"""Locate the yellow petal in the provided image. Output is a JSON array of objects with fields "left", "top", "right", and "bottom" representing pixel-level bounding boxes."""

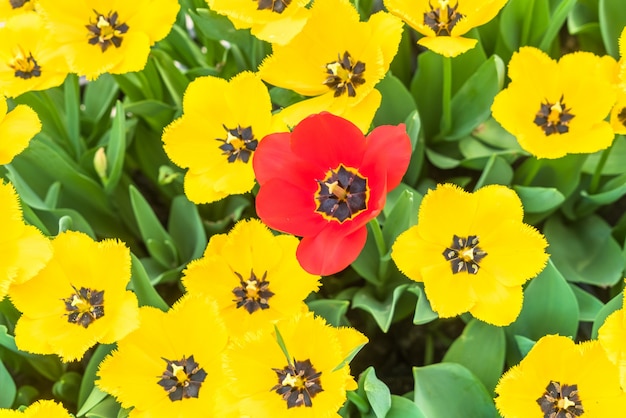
[
  {"left": 418, "top": 35, "right": 478, "bottom": 58},
  {"left": 0, "top": 104, "right": 41, "bottom": 164},
  {"left": 468, "top": 271, "right": 523, "bottom": 326}
]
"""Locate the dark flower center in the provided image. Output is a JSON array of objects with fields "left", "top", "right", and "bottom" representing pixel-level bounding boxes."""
[
  {"left": 536, "top": 381, "right": 584, "bottom": 418},
  {"left": 63, "top": 286, "right": 104, "bottom": 328},
  {"left": 323, "top": 51, "right": 366, "bottom": 98},
  {"left": 10, "top": 48, "right": 41, "bottom": 80},
  {"left": 255, "top": 0, "right": 291, "bottom": 13},
  {"left": 9, "top": 0, "right": 30, "bottom": 9},
  {"left": 442, "top": 235, "right": 487, "bottom": 274},
  {"left": 315, "top": 164, "right": 368, "bottom": 223},
  {"left": 424, "top": 0, "right": 465, "bottom": 36},
  {"left": 157, "top": 355, "right": 207, "bottom": 402},
  {"left": 272, "top": 359, "right": 323, "bottom": 408},
  {"left": 86, "top": 10, "right": 129, "bottom": 52},
  {"left": 618, "top": 107, "right": 626, "bottom": 127},
  {"left": 232, "top": 270, "right": 275, "bottom": 314},
  {"left": 216, "top": 125, "right": 258, "bottom": 164},
  {"left": 534, "top": 96, "right": 575, "bottom": 136}
]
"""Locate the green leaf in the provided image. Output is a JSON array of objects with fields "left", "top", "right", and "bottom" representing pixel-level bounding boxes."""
[
  {"left": 500, "top": 0, "right": 550, "bottom": 50},
  {"left": 582, "top": 136, "right": 626, "bottom": 175},
  {"left": 413, "top": 363, "right": 498, "bottom": 418},
  {"left": 129, "top": 185, "right": 178, "bottom": 268},
  {"left": 443, "top": 319, "right": 505, "bottom": 393},
  {"left": 406, "top": 284, "right": 439, "bottom": 325},
  {"left": 539, "top": 0, "right": 578, "bottom": 50},
  {"left": 592, "top": 292, "right": 622, "bottom": 338},
  {"left": 0, "top": 359, "right": 16, "bottom": 408},
  {"left": 513, "top": 185, "right": 565, "bottom": 214},
  {"left": 63, "top": 74, "right": 83, "bottom": 158},
  {"left": 599, "top": 0, "right": 626, "bottom": 58},
  {"left": 382, "top": 189, "right": 419, "bottom": 249},
  {"left": 151, "top": 49, "right": 190, "bottom": 109},
  {"left": 473, "top": 155, "right": 514, "bottom": 190},
  {"left": 507, "top": 260, "right": 579, "bottom": 341},
  {"left": 104, "top": 101, "right": 126, "bottom": 194},
  {"left": 77, "top": 387, "right": 108, "bottom": 417},
  {"left": 386, "top": 395, "right": 426, "bottom": 418},
  {"left": 0, "top": 327, "right": 64, "bottom": 382},
  {"left": 83, "top": 74, "right": 119, "bottom": 124},
  {"left": 570, "top": 284, "right": 604, "bottom": 322},
  {"left": 362, "top": 367, "right": 391, "bottom": 418},
  {"left": 168, "top": 195, "right": 207, "bottom": 263},
  {"left": 130, "top": 254, "right": 169, "bottom": 311},
  {"left": 85, "top": 396, "right": 121, "bottom": 418},
  {"left": 352, "top": 284, "right": 410, "bottom": 332},
  {"left": 543, "top": 214, "right": 623, "bottom": 286},
  {"left": 443, "top": 55, "right": 505, "bottom": 140},
  {"left": 351, "top": 222, "right": 383, "bottom": 285},
  {"left": 373, "top": 73, "right": 417, "bottom": 126},
  {"left": 52, "top": 371, "right": 82, "bottom": 404},
  {"left": 514, "top": 335, "right": 536, "bottom": 358},
  {"left": 306, "top": 299, "right": 350, "bottom": 327},
  {"left": 78, "top": 344, "right": 115, "bottom": 409}
]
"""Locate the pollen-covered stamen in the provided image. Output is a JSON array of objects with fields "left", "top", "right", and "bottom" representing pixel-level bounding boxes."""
[
  {"left": 157, "top": 355, "right": 207, "bottom": 402},
  {"left": 315, "top": 164, "right": 368, "bottom": 223},
  {"left": 9, "top": 48, "right": 41, "bottom": 80},
  {"left": 323, "top": 51, "right": 366, "bottom": 98},
  {"left": 536, "top": 381, "right": 584, "bottom": 418},
  {"left": 534, "top": 96, "right": 575, "bottom": 135},
  {"left": 86, "top": 10, "right": 129, "bottom": 52},
  {"left": 424, "top": 0, "right": 465, "bottom": 36},
  {"left": 63, "top": 285, "right": 104, "bottom": 328},
  {"left": 232, "top": 270, "right": 274, "bottom": 314},
  {"left": 442, "top": 235, "right": 487, "bottom": 275},
  {"left": 216, "top": 125, "right": 258, "bottom": 163},
  {"left": 272, "top": 359, "right": 323, "bottom": 408},
  {"left": 256, "top": 0, "right": 291, "bottom": 13},
  {"left": 9, "top": 0, "right": 30, "bottom": 9}
]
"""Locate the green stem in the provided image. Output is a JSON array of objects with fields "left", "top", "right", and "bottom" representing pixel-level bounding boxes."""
[
  {"left": 441, "top": 56, "right": 453, "bottom": 137},
  {"left": 63, "top": 74, "right": 83, "bottom": 160},
  {"left": 368, "top": 218, "right": 389, "bottom": 283},
  {"left": 589, "top": 138, "right": 616, "bottom": 194},
  {"left": 521, "top": 159, "right": 541, "bottom": 187},
  {"left": 521, "top": 0, "right": 535, "bottom": 46}
]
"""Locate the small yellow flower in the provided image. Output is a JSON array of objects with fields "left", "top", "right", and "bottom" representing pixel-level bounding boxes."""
[
  {"left": 9, "top": 230, "right": 139, "bottom": 362},
  {"left": 492, "top": 47, "right": 617, "bottom": 159},
  {"left": 495, "top": 335, "right": 626, "bottom": 417},
  {"left": 0, "top": 0, "right": 37, "bottom": 21},
  {"left": 0, "top": 13, "right": 69, "bottom": 98},
  {"left": 182, "top": 218, "right": 320, "bottom": 339},
  {"left": 225, "top": 313, "right": 367, "bottom": 417},
  {"left": 391, "top": 184, "right": 548, "bottom": 326},
  {"left": 0, "top": 181, "right": 51, "bottom": 302},
  {"left": 36, "top": 0, "right": 179, "bottom": 80},
  {"left": 383, "top": 0, "right": 508, "bottom": 57},
  {"left": 162, "top": 71, "right": 281, "bottom": 204},
  {"left": 207, "top": 0, "right": 311, "bottom": 45},
  {"left": 598, "top": 285, "right": 626, "bottom": 388},
  {"left": 0, "top": 400, "right": 72, "bottom": 418},
  {"left": 97, "top": 295, "right": 230, "bottom": 418},
  {"left": 0, "top": 96, "right": 41, "bottom": 164},
  {"left": 258, "top": 0, "right": 403, "bottom": 132}
]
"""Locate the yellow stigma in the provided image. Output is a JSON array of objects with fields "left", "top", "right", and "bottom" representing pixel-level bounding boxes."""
[
  {"left": 438, "top": 0, "right": 451, "bottom": 23},
  {"left": 245, "top": 280, "right": 259, "bottom": 297},
  {"left": 325, "top": 181, "right": 348, "bottom": 200},
  {"left": 171, "top": 363, "right": 189, "bottom": 383},
  {"left": 459, "top": 247, "right": 475, "bottom": 261},
  {"left": 282, "top": 373, "right": 298, "bottom": 387},
  {"left": 226, "top": 131, "right": 245, "bottom": 150},
  {"left": 97, "top": 15, "right": 111, "bottom": 28},
  {"left": 557, "top": 396, "right": 576, "bottom": 410}
]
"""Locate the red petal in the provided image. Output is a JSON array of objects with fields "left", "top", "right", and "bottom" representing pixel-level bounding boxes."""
[
  {"left": 256, "top": 178, "right": 327, "bottom": 237},
  {"left": 291, "top": 113, "right": 367, "bottom": 171},
  {"left": 296, "top": 225, "right": 368, "bottom": 276},
  {"left": 362, "top": 124, "right": 411, "bottom": 191},
  {"left": 253, "top": 132, "right": 319, "bottom": 187}
]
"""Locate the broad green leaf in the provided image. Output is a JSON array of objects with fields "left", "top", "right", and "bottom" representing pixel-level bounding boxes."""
[
  {"left": 130, "top": 254, "right": 169, "bottom": 311},
  {"left": 514, "top": 154, "right": 586, "bottom": 200},
  {"left": 413, "top": 363, "right": 498, "bottom": 417},
  {"left": 406, "top": 284, "right": 439, "bottom": 325},
  {"left": 151, "top": 49, "right": 190, "bottom": 110},
  {"left": 306, "top": 299, "right": 350, "bottom": 327},
  {"left": 507, "top": 260, "right": 579, "bottom": 341},
  {"left": 500, "top": 0, "right": 550, "bottom": 50},
  {"left": 52, "top": 371, "right": 82, "bottom": 404},
  {"left": 544, "top": 214, "right": 623, "bottom": 286},
  {"left": 352, "top": 284, "right": 410, "bottom": 332},
  {"left": 373, "top": 73, "right": 417, "bottom": 127},
  {"left": 599, "top": 0, "right": 626, "bottom": 58},
  {"left": 362, "top": 367, "right": 391, "bottom": 418},
  {"left": 351, "top": 222, "right": 383, "bottom": 285},
  {"left": 104, "top": 101, "right": 126, "bottom": 194},
  {"left": 570, "top": 284, "right": 604, "bottom": 322},
  {"left": 168, "top": 195, "right": 207, "bottom": 263},
  {"left": 403, "top": 110, "right": 424, "bottom": 185},
  {"left": 383, "top": 189, "right": 418, "bottom": 249},
  {"left": 77, "top": 387, "right": 109, "bottom": 417},
  {"left": 513, "top": 185, "right": 565, "bottom": 213},
  {"left": 63, "top": 74, "right": 83, "bottom": 158},
  {"left": 386, "top": 395, "right": 426, "bottom": 418},
  {"left": 83, "top": 74, "right": 119, "bottom": 124},
  {"left": 539, "top": 0, "right": 578, "bottom": 50},
  {"left": 443, "top": 319, "right": 505, "bottom": 393},
  {"left": 582, "top": 136, "right": 626, "bottom": 175},
  {"left": 85, "top": 396, "right": 121, "bottom": 418},
  {"left": 473, "top": 155, "right": 513, "bottom": 190},
  {"left": 444, "top": 55, "right": 505, "bottom": 140},
  {"left": 0, "top": 360, "right": 16, "bottom": 408},
  {"left": 78, "top": 344, "right": 115, "bottom": 409},
  {"left": 514, "top": 335, "right": 536, "bottom": 358}
]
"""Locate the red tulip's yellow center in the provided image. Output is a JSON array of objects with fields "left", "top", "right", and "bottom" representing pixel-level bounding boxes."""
[
  {"left": 232, "top": 270, "right": 274, "bottom": 314},
  {"left": 216, "top": 125, "right": 258, "bottom": 163},
  {"left": 534, "top": 96, "right": 575, "bottom": 136},
  {"left": 86, "top": 10, "right": 129, "bottom": 52},
  {"left": 272, "top": 359, "right": 323, "bottom": 408},
  {"left": 315, "top": 164, "right": 369, "bottom": 223},
  {"left": 536, "top": 381, "right": 584, "bottom": 417},
  {"left": 323, "top": 51, "right": 366, "bottom": 98},
  {"left": 255, "top": 0, "right": 291, "bottom": 13},
  {"left": 9, "top": 0, "right": 32, "bottom": 9},
  {"left": 9, "top": 47, "right": 41, "bottom": 80},
  {"left": 442, "top": 235, "right": 487, "bottom": 274},
  {"left": 157, "top": 356, "right": 207, "bottom": 402},
  {"left": 424, "top": 0, "right": 465, "bottom": 36},
  {"left": 63, "top": 286, "right": 105, "bottom": 328}
]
